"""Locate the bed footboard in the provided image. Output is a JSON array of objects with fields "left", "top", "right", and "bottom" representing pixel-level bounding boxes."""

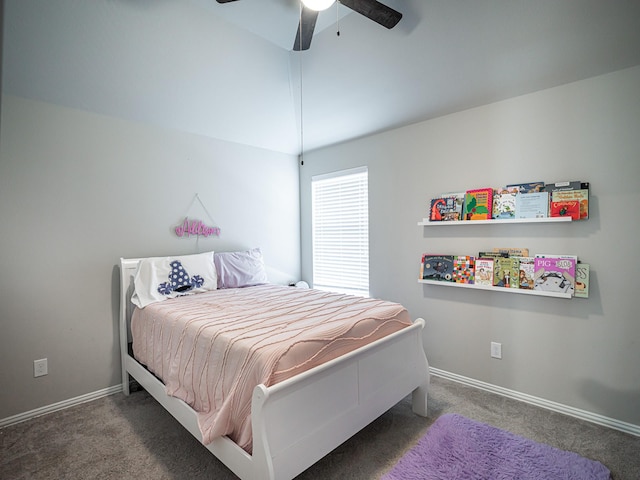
[{"left": 250, "top": 318, "right": 429, "bottom": 480}]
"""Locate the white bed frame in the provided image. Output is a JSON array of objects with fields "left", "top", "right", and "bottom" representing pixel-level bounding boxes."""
[{"left": 119, "top": 257, "right": 429, "bottom": 480}]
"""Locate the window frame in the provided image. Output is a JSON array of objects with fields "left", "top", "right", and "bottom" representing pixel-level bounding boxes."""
[{"left": 311, "top": 166, "right": 369, "bottom": 297}]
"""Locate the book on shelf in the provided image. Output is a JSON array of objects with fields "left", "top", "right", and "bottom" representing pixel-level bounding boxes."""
[
  {"left": 420, "top": 254, "right": 454, "bottom": 282},
  {"left": 550, "top": 200, "right": 580, "bottom": 220},
  {"left": 533, "top": 256, "right": 576, "bottom": 295},
  {"left": 464, "top": 188, "right": 493, "bottom": 220},
  {"left": 575, "top": 263, "right": 590, "bottom": 298},
  {"left": 505, "top": 181, "right": 545, "bottom": 194},
  {"left": 478, "top": 251, "right": 508, "bottom": 259},
  {"left": 474, "top": 258, "right": 495, "bottom": 286},
  {"left": 492, "top": 247, "right": 530, "bottom": 257},
  {"left": 453, "top": 256, "right": 475, "bottom": 284},
  {"left": 544, "top": 181, "right": 583, "bottom": 191},
  {"left": 544, "top": 181, "right": 589, "bottom": 220},
  {"left": 493, "top": 257, "right": 520, "bottom": 288},
  {"left": 515, "top": 256, "right": 535, "bottom": 289},
  {"left": 442, "top": 192, "right": 466, "bottom": 217},
  {"left": 515, "top": 191, "right": 549, "bottom": 219},
  {"left": 492, "top": 191, "right": 517, "bottom": 219},
  {"left": 429, "top": 195, "right": 464, "bottom": 221},
  {"left": 535, "top": 254, "right": 578, "bottom": 262}
]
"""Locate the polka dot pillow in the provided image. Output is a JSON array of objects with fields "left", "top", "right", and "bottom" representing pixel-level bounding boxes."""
[{"left": 131, "top": 251, "right": 217, "bottom": 308}]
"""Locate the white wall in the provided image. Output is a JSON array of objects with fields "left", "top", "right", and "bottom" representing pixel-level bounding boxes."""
[
  {"left": 300, "top": 66, "right": 640, "bottom": 428},
  {"left": 0, "top": 95, "right": 300, "bottom": 419}
]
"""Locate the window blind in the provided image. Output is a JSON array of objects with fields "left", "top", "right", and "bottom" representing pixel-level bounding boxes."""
[{"left": 311, "top": 167, "right": 369, "bottom": 297}]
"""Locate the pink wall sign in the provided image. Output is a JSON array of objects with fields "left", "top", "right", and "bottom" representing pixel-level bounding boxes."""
[{"left": 175, "top": 218, "right": 220, "bottom": 238}]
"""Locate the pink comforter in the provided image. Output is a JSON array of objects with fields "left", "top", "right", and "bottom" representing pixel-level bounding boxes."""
[{"left": 131, "top": 284, "right": 411, "bottom": 452}]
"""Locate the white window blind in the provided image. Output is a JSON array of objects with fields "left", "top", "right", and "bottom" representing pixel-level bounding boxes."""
[{"left": 312, "top": 167, "right": 369, "bottom": 297}]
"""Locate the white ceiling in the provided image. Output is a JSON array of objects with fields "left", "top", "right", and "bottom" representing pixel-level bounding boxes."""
[{"left": 3, "top": 0, "right": 640, "bottom": 155}]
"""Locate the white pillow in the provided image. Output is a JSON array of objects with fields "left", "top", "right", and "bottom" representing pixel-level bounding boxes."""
[
  {"left": 214, "top": 248, "right": 269, "bottom": 289},
  {"left": 131, "top": 251, "right": 217, "bottom": 308}
]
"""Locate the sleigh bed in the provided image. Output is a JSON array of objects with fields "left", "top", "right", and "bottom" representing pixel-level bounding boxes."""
[{"left": 119, "top": 252, "right": 429, "bottom": 480}]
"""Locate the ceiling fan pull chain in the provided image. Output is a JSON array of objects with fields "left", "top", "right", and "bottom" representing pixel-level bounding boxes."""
[{"left": 336, "top": 1, "right": 341, "bottom": 37}]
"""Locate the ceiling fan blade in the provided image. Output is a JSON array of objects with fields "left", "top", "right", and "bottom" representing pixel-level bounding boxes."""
[
  {"left": 293, "top": 6, "right": 319, "bottom": 51},
  {"left": 339, "top": 0, "right": 402, "bottom": 29},
  {"left": 216, "top": 0, "right": 239, "bottom": 3}
]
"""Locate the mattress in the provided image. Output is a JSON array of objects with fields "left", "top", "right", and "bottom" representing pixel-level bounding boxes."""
[{"left": 131, "top": 284, "right": 411, "bottom": 452}]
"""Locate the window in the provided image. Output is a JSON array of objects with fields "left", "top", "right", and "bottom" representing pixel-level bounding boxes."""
[{"left": 311, "top": 167, "right": 369, "bottom": 297}]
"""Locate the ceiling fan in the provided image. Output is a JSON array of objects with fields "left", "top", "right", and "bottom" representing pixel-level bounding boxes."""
[{"left": 215, "top": 0, "right": 402, "bottom": 51}]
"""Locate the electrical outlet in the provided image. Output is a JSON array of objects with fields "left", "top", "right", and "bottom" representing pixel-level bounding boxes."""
[
  {"left": 34, "top": 358, "right": 48, "bottom": 377},
  {"left": 490, "top": 342, "right": 502, "bottom": 359}
]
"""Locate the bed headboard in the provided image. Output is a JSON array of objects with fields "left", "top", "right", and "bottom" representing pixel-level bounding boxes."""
[
  {"left": 119, "top": 257, "right": 144, "bottom": 393},
  {"left": 119, "top": 257, "right": 142, "bottom": 357}
]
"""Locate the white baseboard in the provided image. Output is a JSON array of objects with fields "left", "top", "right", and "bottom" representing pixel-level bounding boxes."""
[
  {"left": 430, "top": 367, "right": 640, "bottom": 438},
  {"left": 0, "top": 384, "right": 122, "bottom": 429},
  {"left": 3, "top": 373, "right": 639, "bottom": 439}
]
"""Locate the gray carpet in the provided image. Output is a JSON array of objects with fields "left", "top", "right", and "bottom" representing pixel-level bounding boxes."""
[{"left": 1, "top": 376, "right": 639, "bottom": 480}]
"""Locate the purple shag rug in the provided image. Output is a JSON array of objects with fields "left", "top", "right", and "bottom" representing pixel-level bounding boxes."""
[{"left": 382, "top": 413, "right": 610, "bottom": 480}]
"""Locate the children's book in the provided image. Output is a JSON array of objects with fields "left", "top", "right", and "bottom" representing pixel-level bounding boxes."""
[
  {"left": 550, "top": 200, "right": 580, "bottom": 220},
  {"left": 453, "top": 256, "right": 475, "bottom": 284},
  {"left": 533, "top": 256, "right": 576, "bottom": 295},
  {"left": 515, "top": 256, "right": 535, "bottom": 289},
  {"left": 575, "top": 263, "right": 590, "bottom": 298},
  {"left": 464, "top": 188, "right": 493, "bottom": 220},
  {"left": 429, "top": 196, "right": 463, "bottom": 221},
  {"left": 544, "top": 180, "right": 583, "bottom": 191},
  {"left": 552, "top": 188, "right": 589, "bottom": 219},
  {"left": 440, "top": 192, "right": 466, "bottom": 217},
  {"left": 495, "top": 186, "right": 519, "bottom": 194},
  {"left": 493, "top": 257, "right": 520, "bottom": 288},
  {"left": 474, "top": 258, "right": 494, "bottom": 286},
  {"left": 492, "top": 192, "right": 517, "bottom": 219},
  {"left": 478, "top": 251, "right": 508, "bottom": 259},
  {"left": 544, "top": 181, "right": 589, "bottom": 220},
  {"left": 492, "top": 247, "right": 530, "bottom": 257},
  {"left": 505, "top": 181, "right": 545, "bottom": 193},
  {"left": 515, "top": 192, "right": 549, "bottom": 219},
  {"left": 420, "top": 254, "right": 454, "bottom": 281},
  {"left": 534, "top": 254, "right": 578, "bottom": 262}
]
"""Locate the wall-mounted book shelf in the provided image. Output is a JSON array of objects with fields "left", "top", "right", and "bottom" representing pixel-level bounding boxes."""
[
  {"left": 418, "top": 217, "right": 572, "bottom": 226},
  {"left": 418, "top": 279, "right": 573, "bottom": 299}
]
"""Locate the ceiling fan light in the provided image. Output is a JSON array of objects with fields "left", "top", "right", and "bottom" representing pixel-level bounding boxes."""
[{"left": 301, "top": 0, "right": 336, "bottom": 12}]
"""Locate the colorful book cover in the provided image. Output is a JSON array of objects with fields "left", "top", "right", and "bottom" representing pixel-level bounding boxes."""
[
  {"left": 442, "top": 192, "right": 466, "bottom": 219},
  {"left": 533, "top": 256, "right": 576, "bottom": 295},
  {"left": 551, "top": 184, "right": 589, "bottom": 220},
  {"left": 493, "top": 257, "right": 520, "bottom": 288},
  {"left": 505, "top": 181, "right": 545, "bottom": 193},
  {"left": 464, "top": 188, "right": 493, "bottom": 220},
  {"left": 474, "top": 258, "right": 494, "bottom": 286},
  {"left": 544, "top": 181, "right": 589, "bottom": 220},
  {"left": 515, "top": 192, "right": 549, "bottom": 219},
  {"left": 453, "top": 256, "right": 475, "bottom": 284},
  {"left": 515, "top": 256, "right": 535, "bottom": 289},
  {"left": 550, "top": 200, "right": 580, "bottom": 220},
  {"left": 575, "top": 263, "right": 590, "bottom": 298},
  {"left": 492, "top": 247, "right": 530, "bottom": 257},
  {"left": 429, "top": 196, "right": 463, "bottom": 221},
  {"left": 492, "top": 192, "right": 517, "bottom": 219},
  {"left": 420, "top": 254, "right": 454, "bottom": 281}
]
